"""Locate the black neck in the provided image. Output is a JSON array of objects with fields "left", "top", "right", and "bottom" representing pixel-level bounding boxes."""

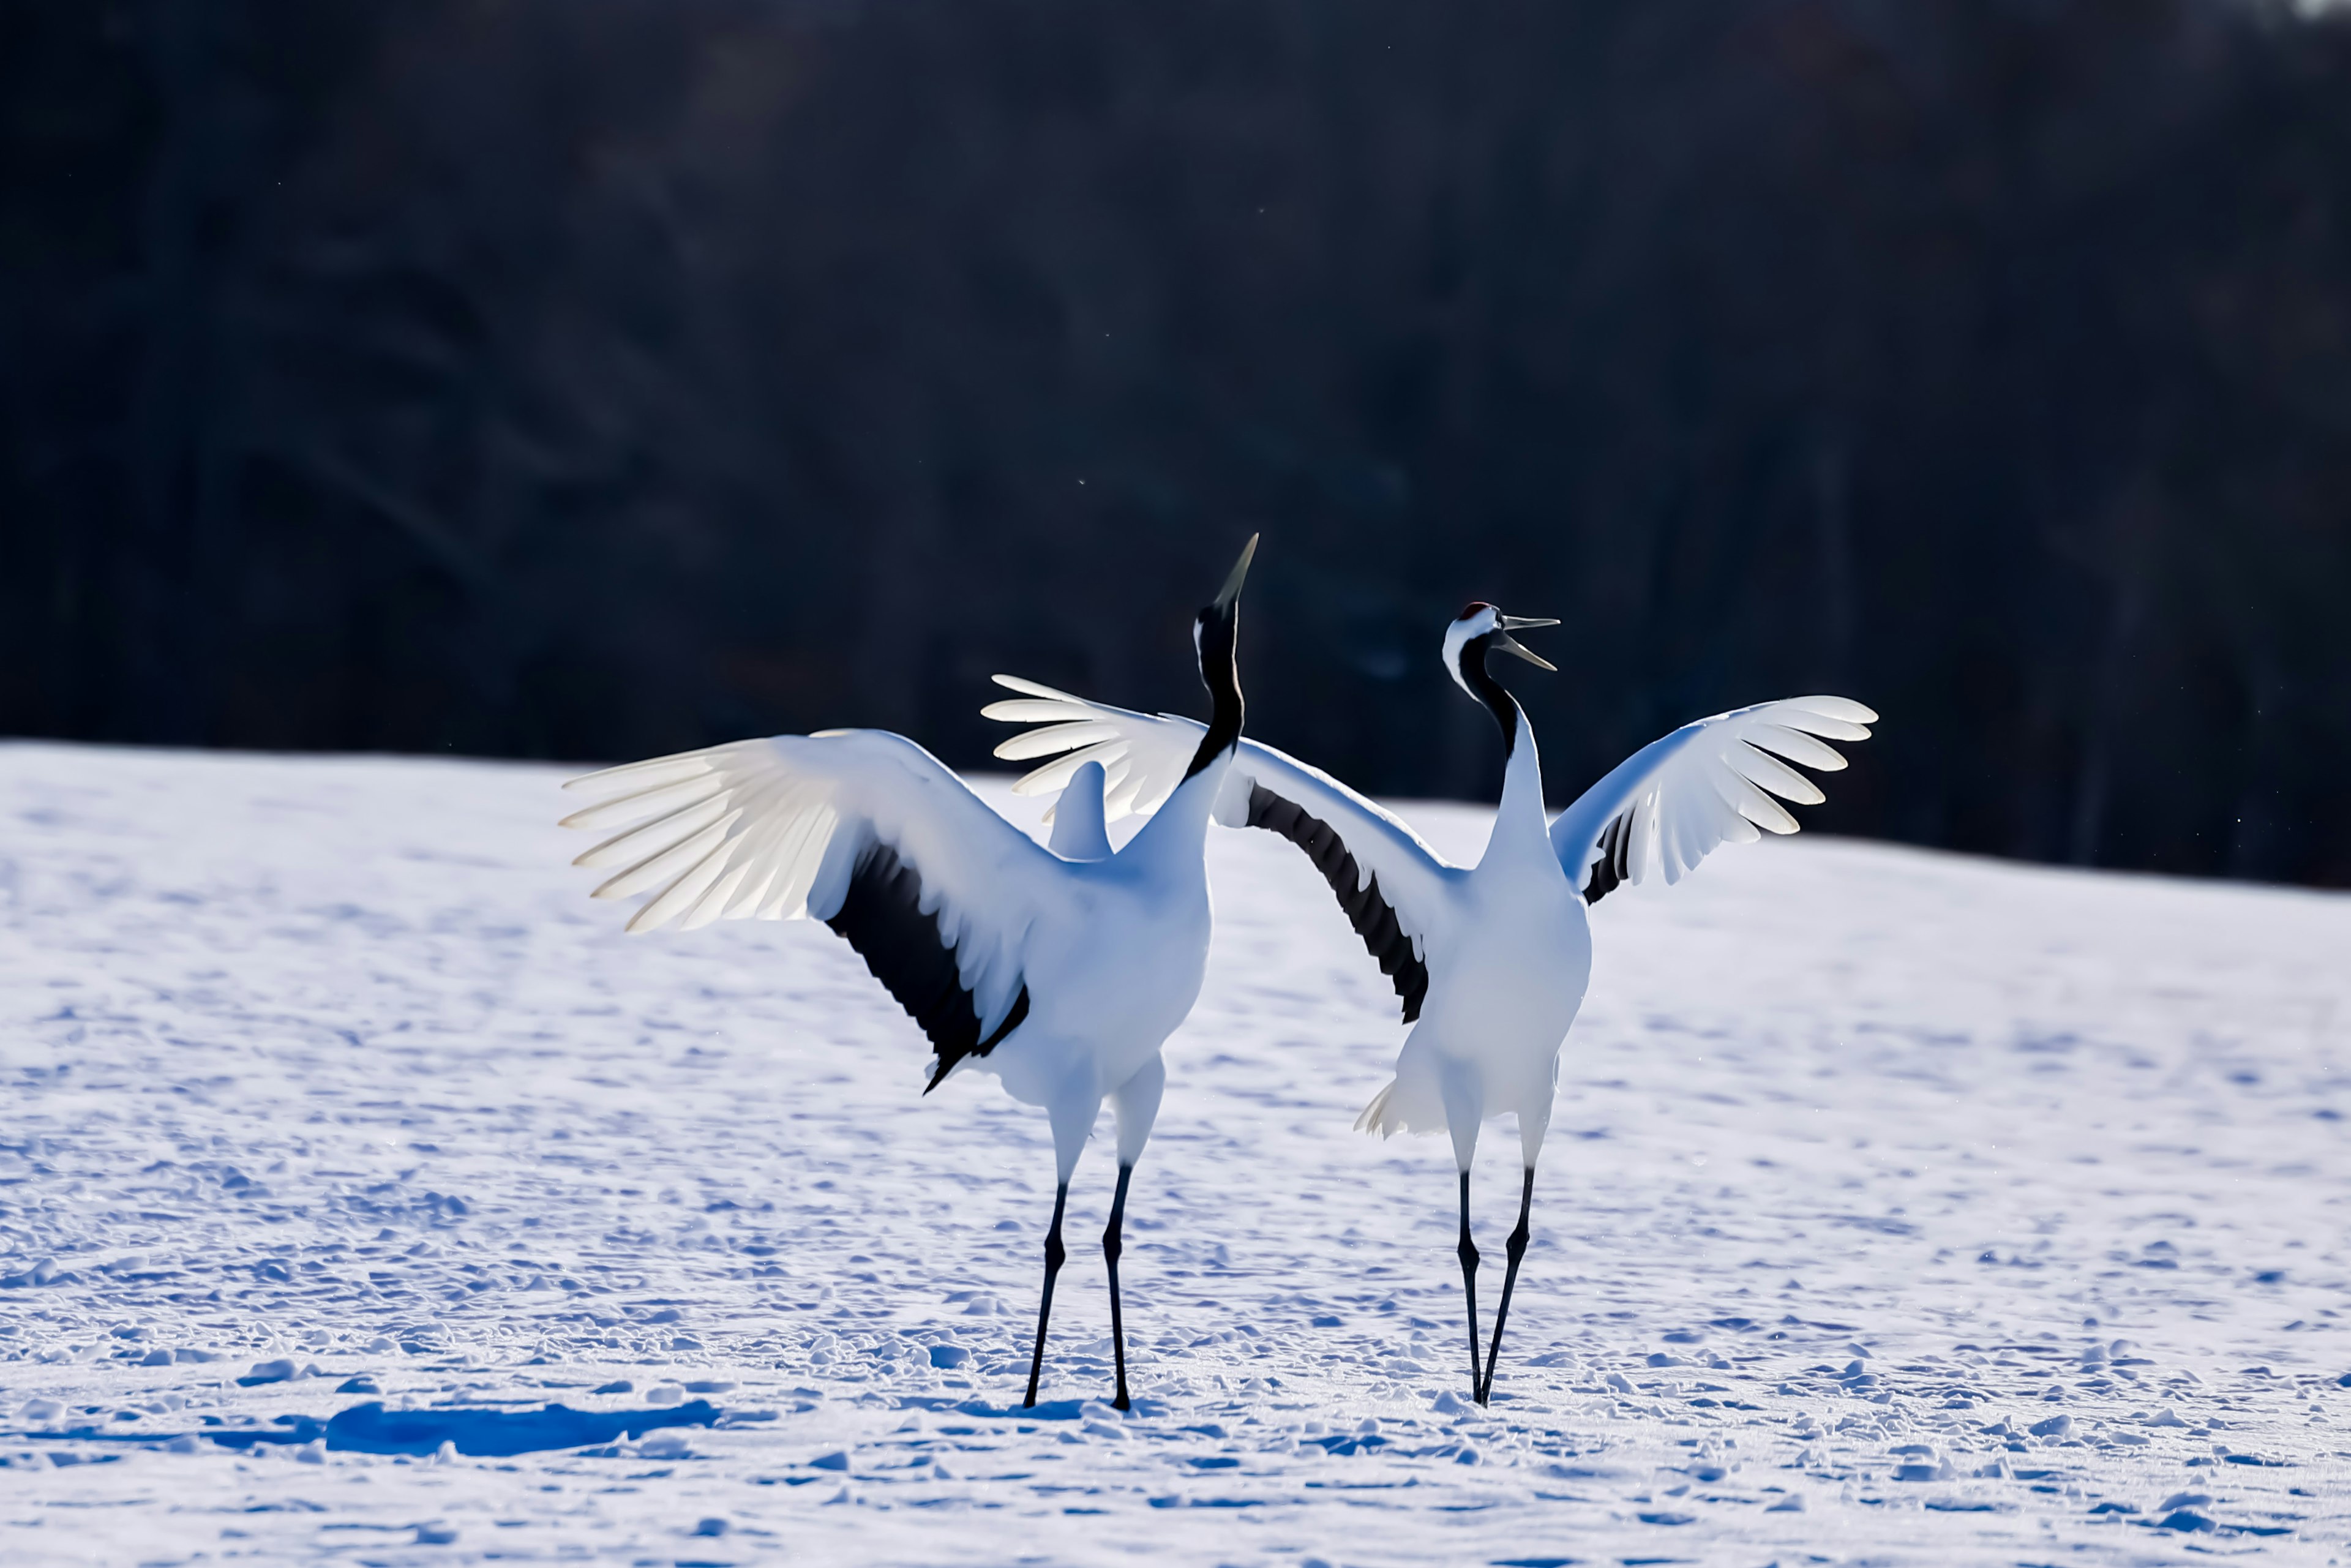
[
  {"left": 1458, "top": 632, "right": 1520, "bottom": 756},
  {"left": 1182, "top": 613, "right": 1244, "bottom": 779}
]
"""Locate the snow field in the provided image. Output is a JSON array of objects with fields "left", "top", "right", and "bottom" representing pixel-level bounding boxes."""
[{"left": 2, "top": 742, "right": 2348, "bottom": 1564}]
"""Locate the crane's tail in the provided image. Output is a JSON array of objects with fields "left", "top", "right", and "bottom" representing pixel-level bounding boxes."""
[{"left": 1354, "top": 1079, "right": 1402, "bottom": 1138}]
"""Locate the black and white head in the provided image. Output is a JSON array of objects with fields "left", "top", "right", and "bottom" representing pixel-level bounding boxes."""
[
  {"left": 1180, "top": 533, "right": 1259, "bottom": 779},
  {"left": 1443, "top": 601, "right": 1558, "bottom": 746}
]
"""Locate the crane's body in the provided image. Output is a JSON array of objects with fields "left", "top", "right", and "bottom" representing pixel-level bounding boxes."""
[
  {"left": 1365, "top": 708, "right": 1589, "bottom": 1171},
  {"left": 562, "top": 538, "right": 1260, "bottom": 1411},
  {"left": 976, "top": 763, "right": 1221, "bottom": 1157},
  {"left": 985, "top": 602, "right": 1875, "bottom": 1403}
]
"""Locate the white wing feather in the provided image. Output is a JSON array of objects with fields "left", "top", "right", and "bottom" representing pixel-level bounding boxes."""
[
  {"left": 1548, "top": 696, "right": 1878, "bottom": 895},
  {"left": 983, "top": 674, "right": 1461, "bottom": 950},
  {"left": 561, "top": 729, "right": 1057, "bottom": 1037},
  {"left": 980, "top": 676, "right": 1203, "bottom": 823}
]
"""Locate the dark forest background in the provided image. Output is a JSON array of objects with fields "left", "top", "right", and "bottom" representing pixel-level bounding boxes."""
[{"left": 5, "top": 0, "right": 2350, "bottom": 884}]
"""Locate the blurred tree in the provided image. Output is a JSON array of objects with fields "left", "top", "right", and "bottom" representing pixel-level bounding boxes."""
[{"left": 3, "top": 0, "right": 2349, "bottom": 884}]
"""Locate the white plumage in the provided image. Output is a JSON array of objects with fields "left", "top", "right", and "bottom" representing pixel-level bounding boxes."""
[
  {"left": 563, "top": 538, "right": 1262, "bottom": 1412},
  {"left": 563, "top": 729, "right": 1041, "bottom": 1042},
  {"left": 561, "top": 726, "right": 1219, "bottom": 1123},
  {"left": 984, "top": 603, "right": 1875, "bottom": 1404},
  {"left": 1543, "top": 694, "right": 1877, "bottom": 891}
]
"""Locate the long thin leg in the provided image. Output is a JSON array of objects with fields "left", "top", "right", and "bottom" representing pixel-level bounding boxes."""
[
  {"left": 1103, "top": 1057, "right": 1164, "bottom": 1413},
  {"left": 1102, "top": 1163, "right": 1136, "bottom": 1410},
  {"left": 1021, "top": 1182, "right": 1071, "bottom": 1408},
  {"left": 1477, "top": 1166, "right": 1536, "bottom": 1406},
  {"left": 1456, "top": 1168, "right": 1483, "bottom": 1398}
]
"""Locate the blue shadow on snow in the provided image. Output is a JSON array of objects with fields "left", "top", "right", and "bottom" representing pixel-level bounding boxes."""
[{"left": 4, "top": 1401, "right": 719, "bottom": 1458}]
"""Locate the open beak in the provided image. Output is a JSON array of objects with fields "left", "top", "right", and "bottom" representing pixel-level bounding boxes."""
[
  {"left": 1494, "top": 613, "right": 1558, "bottom": 671},
  {"left": 1212, "top": 533, "right": 1260, "bottom": 613}
]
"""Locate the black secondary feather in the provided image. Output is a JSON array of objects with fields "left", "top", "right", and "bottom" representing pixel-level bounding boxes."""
[
  {"left": 1583, "top": 811, "right": 1634, "bottom": 905},
  {"left": 1244, "top": 782, "right": 1430, "bottom": 1023},
  {"left": 825, "top": 840, "right": 1030, "bottom": 1090}
]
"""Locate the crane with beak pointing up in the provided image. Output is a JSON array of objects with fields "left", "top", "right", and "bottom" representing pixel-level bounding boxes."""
[{"left": 560, "top": 537, "right": 1262, "bottom": 1411}]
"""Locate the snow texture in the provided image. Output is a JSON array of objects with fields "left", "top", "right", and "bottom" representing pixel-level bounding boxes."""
[{"left": 2, "top": 741, "right": 2348, "bottom": 1564}]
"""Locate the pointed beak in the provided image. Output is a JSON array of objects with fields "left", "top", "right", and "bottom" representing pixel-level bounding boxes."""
[
  {"left": 1492, "top": 613, "right": 1557, "bottom": 672},
  {"left": 1211, "top": 533, "right": 1259, "bottom": 613},
  {"left": 1494, "top": 633, "right": 1556, "bottom": 672}
]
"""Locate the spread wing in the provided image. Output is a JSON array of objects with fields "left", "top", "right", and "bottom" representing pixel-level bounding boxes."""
[
  {"left": 980, "top": 675, "right": 1205, "bottom": 824},
  {"left": 984, "top": 676, "right": 1461, "bottom": 1023},
  {"left": 561, "top": 729, "right": 1059, "bottom": 1088},
  {"left": 1548, "top": 697, "right": 1878, "bottom": 902}
]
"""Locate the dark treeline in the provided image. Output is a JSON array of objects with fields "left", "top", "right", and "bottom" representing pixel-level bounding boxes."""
[{"left": 6, "top": 0, "right": 2351, "bottom": 883}]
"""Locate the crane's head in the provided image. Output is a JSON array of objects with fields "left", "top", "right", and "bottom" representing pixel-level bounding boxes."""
[
  {"left": 1178, "top": 534, "right": 1259, "bottom": 780},
  {"left": 1443, "top": 601, "right": 1557, "bottom": 702}
]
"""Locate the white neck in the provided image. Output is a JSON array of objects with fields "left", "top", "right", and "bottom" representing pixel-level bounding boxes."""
[{"left": 1482, "top": 707, "right": 1550, "bottom": 867}]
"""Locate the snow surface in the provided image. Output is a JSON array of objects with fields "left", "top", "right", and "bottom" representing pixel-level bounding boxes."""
[{"left": 2, "top": 740, "right": 2349, "bottom": 1566}]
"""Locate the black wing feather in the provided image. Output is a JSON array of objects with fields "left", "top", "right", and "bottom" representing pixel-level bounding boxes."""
[
  {"left": 1583, "top": 810, "right": 1633, "bottom": 904},
  {"left": 1245, "top": 782, "right": 1430, "bottom": 1023},
  {"left": 823, "top": 841, "right": 1030, "bottom": 1091}
]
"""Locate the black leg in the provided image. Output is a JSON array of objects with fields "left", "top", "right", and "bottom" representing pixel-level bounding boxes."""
[
  {"left": 1103, "top": 1163, "right": 1136, "bottom": 1411},
  {"left": 1456, "top": 1168, "right": 1483, "bottom": 1398},
  {"left": 1022, "top": 1182, "right": 1070, "bottom": 1408},
  {"left": 1478, "top": 1167, "right": 1535, "bottom": 1406}
]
